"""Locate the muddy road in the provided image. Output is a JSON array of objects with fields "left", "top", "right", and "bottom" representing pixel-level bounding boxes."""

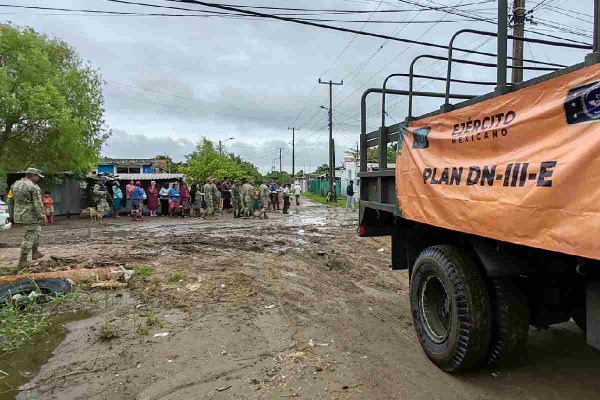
[{"left": 0, "top": 200, "right": 599, "bottom": 399}]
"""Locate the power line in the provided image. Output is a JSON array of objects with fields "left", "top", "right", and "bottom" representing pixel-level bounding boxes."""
[
  {"left": 0, "top": 3, "right": 483, "bottom": 22},
  {"left": 163, "top": 0, "right": 590, "bottom": 51},
  {"left": 317, "top": 0, "right": 385, "bottom": 81}
]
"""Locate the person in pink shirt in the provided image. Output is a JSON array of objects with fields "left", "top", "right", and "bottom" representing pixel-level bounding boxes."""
[{"left": 125, "top": 179, "right": 134, "bottom": 212}]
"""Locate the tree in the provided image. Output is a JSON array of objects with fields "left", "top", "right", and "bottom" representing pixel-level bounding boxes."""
[
  {"left": 182, "top": 138, "right": 262, "bottom": 183},
  {"left": 314, "top": 164, "right": 329, "bottom": 175},
  {"left": 154, "top": 154, "right": 184, "bottom": 173},
  {"left": 345, "top": 143, "right": 397, "bottom": 163},
  {"left": 264, "top": 171, "right": 291, "bottom": 185},
  {"left": 0, "top": 24, "right": 108, "bottom": 174}
]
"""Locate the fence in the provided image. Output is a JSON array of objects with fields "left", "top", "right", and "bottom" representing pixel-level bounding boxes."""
[{"left": 307, "top": 179, "right": 343, "bottom": 197}]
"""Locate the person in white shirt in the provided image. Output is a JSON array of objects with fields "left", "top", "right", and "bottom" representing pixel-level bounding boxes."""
[
  {"left": 293, "top": 183, "right": 302, "bottom": 206},
  {"left": 282, "top": 184, "right": 291, "bottom": 214}
]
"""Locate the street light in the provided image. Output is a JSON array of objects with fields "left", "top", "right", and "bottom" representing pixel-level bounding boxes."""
[{"left": 219, "top": 137, "right": 235, "bottom": 156}]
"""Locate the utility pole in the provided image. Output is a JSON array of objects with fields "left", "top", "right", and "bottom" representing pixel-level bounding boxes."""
[
  {"left": 511, "top": 0, "right": 526, "bottom": 84},
  {"left": 496, "top": 0, "right": 509, "bottom": 94},
  {"left": 279, "top": 148, "right": 282, "bottom": 174},
  {"left": 318, "top": 78, "right": 343, "bottom": 198},
  {"left": 288, "top": 127, "right": 298, "bottom": 178},
  {"left": 219, "top": 140, "right": 222, "bottom": 157}
]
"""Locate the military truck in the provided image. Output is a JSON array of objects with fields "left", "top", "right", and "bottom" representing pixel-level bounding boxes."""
[{"left": 358, "top": 0, "right": 600, "bottom": 372}]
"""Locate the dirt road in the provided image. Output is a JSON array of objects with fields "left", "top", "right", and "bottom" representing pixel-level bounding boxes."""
[{"left": 0, "top": 200, "right": 599, "bottom": 399}]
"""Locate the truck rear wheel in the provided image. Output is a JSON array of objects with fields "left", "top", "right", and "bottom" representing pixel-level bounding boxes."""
[
  {"left": 410, "top": 245, "right": 491, "bottom": 372},
  {"left": 486, "top": 278, "right": 530, "bottom": 366}
]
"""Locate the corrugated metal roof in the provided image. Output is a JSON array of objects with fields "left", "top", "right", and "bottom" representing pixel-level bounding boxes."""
[
  {"left": 99, "top": 158, "right": 156, "bottom": 166},
  {"left": 113, "top": 173, "right": 185, "bottom": 181}
]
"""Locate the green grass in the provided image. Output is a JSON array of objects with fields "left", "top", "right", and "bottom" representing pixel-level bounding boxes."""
[
  {"left": 137, "top": 311, "right": 160, "bottom": 336},
  {"left": 0, "top": 289, "right": 81, "bottom": 354},
  {"left": 168, "top": 271, "right": 186, "bottom": 283},
  {"left": 302, "top": 192, "right": 347, "bottom": 207},
  {"left": 49, "top": 290, "right": 81, "bottom": 304},
  {"left": 144, "top": 311, "right": 159, "bottom": 327},
  {"left": 134, "top": 266, "right": 154, "bottom": 277},
  {"left": 0, "top": 298, "right": 48, "bottom": 353}
]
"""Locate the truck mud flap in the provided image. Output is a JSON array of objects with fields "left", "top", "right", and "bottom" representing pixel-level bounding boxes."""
[
  {"left": 588, "top": 281, "right": 600, "bottom": 351},
  {"left": 359, "top": 205, "right": 393, "bottom": 237}
]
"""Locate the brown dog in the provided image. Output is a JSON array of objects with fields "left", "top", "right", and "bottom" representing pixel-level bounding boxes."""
[{"left": 87, "top": 207, "right": 100, "bottom": 222}]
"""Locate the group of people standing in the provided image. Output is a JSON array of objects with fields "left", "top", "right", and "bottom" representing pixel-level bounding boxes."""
[{"left": 90, "top": 176, "right": 302, "bottom": 221}]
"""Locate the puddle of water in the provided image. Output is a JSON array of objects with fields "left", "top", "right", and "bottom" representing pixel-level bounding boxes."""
[{"left": 0, "top": 310, "right": 92, "bottom": 400}]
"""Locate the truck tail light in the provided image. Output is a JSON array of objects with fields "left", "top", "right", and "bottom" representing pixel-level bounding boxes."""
[{"left": 358, "top": 224, "right": 366, "bottom": 237}]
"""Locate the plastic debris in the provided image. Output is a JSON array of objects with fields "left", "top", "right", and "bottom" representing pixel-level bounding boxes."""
[
  {"left": 377, "top": 248, "right": 385, "bottom": 252},
  {"left": 264, "top": 304, "right": 277, "bottom": 309},
  {"left": 215, "top": 385, "right": 231, "bottom": 392},
  {"left": 153, "top": 332, "right": 169, "bottom": 338},
  {"left": 308, "top": 338, "right": 329, "bottom": 347},
  {"left": 90, "top": 281, "right": 128, "bottom": 289}
]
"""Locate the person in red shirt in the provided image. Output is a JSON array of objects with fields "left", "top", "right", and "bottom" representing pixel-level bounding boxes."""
[{"left": 42, "top": 191, "right": 54, "bottom": 224}]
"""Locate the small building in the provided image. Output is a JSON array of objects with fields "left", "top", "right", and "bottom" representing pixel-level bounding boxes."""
[
  {"left": 95, "top": 158, "right": 163, "bottom": 175},
  {"left": 112, "top": 173, "right": 185, "bottom": 190},
  {"left": 7, "top": 172, "right": 84, "bottom": 216}
]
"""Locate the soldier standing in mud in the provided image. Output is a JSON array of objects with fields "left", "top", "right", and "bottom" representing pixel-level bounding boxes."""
[
  {"left": 231, "top": 180, "right": 243, "bottom": 218},
  {"left": 10, "top": 168, "right": 47, "bottom": 271},
  {"left": 93, "top": 176, "right": 110, "bottom": 218},
  {"left": 204, "top": 178, "right": 216, "bottom": 218},
  {"left": 242, "top": 181, "right": 254, "bottom": 218},
  {"left": 258, "top": 180, "right": 270, "bottom": 219}
]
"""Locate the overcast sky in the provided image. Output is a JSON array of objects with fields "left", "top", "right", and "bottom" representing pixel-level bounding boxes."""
[{"left": 4, "top": 0, "right": 593, "bottom": 174}]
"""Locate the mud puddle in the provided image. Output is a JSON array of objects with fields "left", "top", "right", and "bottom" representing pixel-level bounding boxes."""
[{"left": 0, "top": 310, "right": 92, "bottom": 400}]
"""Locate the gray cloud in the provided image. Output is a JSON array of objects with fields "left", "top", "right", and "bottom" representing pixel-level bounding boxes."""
[
  {"left": 6, "top": 0, "right": 591, "bottom": 173},
  {"left": 102, "top": 129, "right": 195, "bottom": 161}
]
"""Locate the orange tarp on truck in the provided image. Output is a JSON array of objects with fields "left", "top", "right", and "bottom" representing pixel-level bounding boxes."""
[{"left": 397, "top": 64, "right": 600, "bottom": 260}]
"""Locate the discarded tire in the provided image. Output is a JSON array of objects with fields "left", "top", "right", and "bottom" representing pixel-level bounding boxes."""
[
  {"left": 410, "top": 245, "right": 491, "bottom": 372},
  {"left": 0, "top": 278, "right": 72, "bottom": 305},
  {"left": 486, "top": 278, "right": 530, "bottom": 366}
]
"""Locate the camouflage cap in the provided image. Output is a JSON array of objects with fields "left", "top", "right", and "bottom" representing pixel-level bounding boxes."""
[{"left": 25, "top": 167, "right": 44, "bottom": 178}]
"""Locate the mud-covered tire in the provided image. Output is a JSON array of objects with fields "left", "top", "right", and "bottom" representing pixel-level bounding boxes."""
[
  {"left": 410, "top": 245, "right": 491, "bottom": 372},
  {"left": 486, "top": 278, "right": 530, "bottom": 366},
  {"left": 0, "top": 278, "right": 72, "bottom": 305}
]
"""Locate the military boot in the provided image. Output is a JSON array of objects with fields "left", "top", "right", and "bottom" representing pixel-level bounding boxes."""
[
  {"left": 32, "top": 246, "right": 44, "bottom": 260},
  {"left": 16, "top": 251, "right": 30, "bottom": 269}
]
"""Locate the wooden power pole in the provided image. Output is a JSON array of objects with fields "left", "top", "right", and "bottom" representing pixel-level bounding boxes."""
[
  {"left": 288, "top": 127, "right": 298, "bottom": 178},
  {"left": 318, "top": 78, "right": 343, "bottom": 198},
  {"left": 511, "top": 0, "right": 526, "bottom": 84}
]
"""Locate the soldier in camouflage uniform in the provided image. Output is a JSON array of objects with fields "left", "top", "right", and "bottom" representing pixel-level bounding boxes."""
[
  {"left": 258, "top": 180, "right": 270, "bottom": 219},
  {"left": 231, "top": 180, "right": 243, "bottom": 218},
  {"left": 11, "top": 168, "right": 47, "bottom": 270},
  {"left": 93, "top": 176, "right": 110, "bottom": 218},
  {"left": 203, "top": 178, "right": 217, "bottom": 219},
  {"left": 241, "top": 181, "right": 254, "bottom": 218}
]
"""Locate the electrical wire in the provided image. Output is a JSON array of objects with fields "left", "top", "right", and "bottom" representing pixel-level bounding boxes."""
[{"left": 162, "top": 0, "right": 591, "bottom": 51}]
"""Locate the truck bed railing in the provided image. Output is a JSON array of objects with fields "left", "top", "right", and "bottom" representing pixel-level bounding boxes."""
[{"left": 444, "top": 29, "right": 592, "bottom": 108}]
